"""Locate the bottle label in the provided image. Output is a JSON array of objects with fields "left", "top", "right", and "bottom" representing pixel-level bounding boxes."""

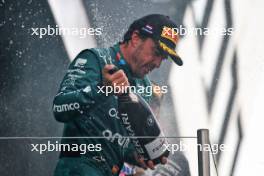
[{"left": 144, "top": 133, "right": 169, "bottom": 160}]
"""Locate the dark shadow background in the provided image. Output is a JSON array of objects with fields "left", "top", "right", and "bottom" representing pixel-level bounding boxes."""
[{"left": 0, "top": 1, "right": 69, "bottom": 175}]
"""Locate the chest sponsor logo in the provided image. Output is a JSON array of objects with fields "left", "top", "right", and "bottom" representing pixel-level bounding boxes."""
[{"left": 102, "top": 129, "right": 130, "bottom": 148}]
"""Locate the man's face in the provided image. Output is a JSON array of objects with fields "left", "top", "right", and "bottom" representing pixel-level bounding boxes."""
[{"left": 130, "top": 38, "right": 166, "bottom": 78}]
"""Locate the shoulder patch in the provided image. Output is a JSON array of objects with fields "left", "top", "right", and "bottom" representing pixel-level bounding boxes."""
[
  {"left": 74, "top": 58, "right": 87, "bottom": 68},
  {"left": 90, "top": 48, "right": 114, "bottom": 65},
  {"left": 83, "top": 86, "right": 92, "bottom": 93}
]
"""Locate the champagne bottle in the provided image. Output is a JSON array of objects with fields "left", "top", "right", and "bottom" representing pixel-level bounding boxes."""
[{"left": 109, "top": 67, "right": 170, "bottom": 164}]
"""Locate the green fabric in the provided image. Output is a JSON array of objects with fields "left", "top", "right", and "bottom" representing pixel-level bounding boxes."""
[
  {"left": 54, "top": 157, "right": 107, "bottom": 176},
  {"left": 53, "top": 43, "right": 153, "bottom": 176}
]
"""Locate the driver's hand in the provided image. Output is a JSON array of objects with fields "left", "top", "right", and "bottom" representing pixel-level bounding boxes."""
[
  {"left": 102, "top": 64, "right": 129, "bottom": 95},
  {"left": 133, "top": 152, "right": 167, "bottom": 170}
]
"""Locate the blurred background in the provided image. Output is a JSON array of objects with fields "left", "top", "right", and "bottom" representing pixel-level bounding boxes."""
[{"left": 1, "top": 0, "right": 264, "bottom": 175}]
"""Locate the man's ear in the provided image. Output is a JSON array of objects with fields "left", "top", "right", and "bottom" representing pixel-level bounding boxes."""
[{"left": 130, "top": 31, "right": 141, "bottom": 48}]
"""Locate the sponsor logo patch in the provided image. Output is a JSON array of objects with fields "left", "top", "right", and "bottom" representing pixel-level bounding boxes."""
[
  {"left": 53, "top": 102, "right": 80, "bottom": 112},
  {"left": 74, "top": 58, "right": 87, "bottom": 68},
  {"left": 102, "top": 129, "right": 130, "bottom": 148},
  {"left": 141, "top": 24, "right": 153, "bottom": 34}
]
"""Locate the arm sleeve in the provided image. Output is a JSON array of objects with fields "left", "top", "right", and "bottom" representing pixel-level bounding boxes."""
[{"left": 53, "top": 50, "right": 107, "bottom": 123}]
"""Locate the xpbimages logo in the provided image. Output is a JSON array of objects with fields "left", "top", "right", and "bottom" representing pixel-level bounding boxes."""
[
  {"left": 97, "top": 83, "right": 168, "bottom": 96},
  {"left": 162, "top": 141, "right": 227, "bottom": 155},
  {"left": 30, "top": 25, "right": 102, "bottom": 38},
  {"left": 162, "top": 25, "right": 234, "bottom": 37},
  {"left": 30, "top": 141, "right": 102, "bottom": 155}
]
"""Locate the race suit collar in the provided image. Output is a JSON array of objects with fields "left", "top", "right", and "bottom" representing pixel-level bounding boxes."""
[{"left": 112, "top": 43, "right": 134, "bottom": 80}]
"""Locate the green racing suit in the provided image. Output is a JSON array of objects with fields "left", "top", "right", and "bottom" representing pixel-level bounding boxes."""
[{"left": 53, "top": 43, "right": 154, "bottom": 176}]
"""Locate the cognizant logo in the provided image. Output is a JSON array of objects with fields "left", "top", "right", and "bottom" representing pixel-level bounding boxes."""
[{"left": 53, "top": 102, "right": 80, "bottom": 112}]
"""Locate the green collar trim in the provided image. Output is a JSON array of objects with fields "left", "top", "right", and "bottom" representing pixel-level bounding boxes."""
[{"left": 112, "top": 43, "right": 134, "bottom": 80}]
